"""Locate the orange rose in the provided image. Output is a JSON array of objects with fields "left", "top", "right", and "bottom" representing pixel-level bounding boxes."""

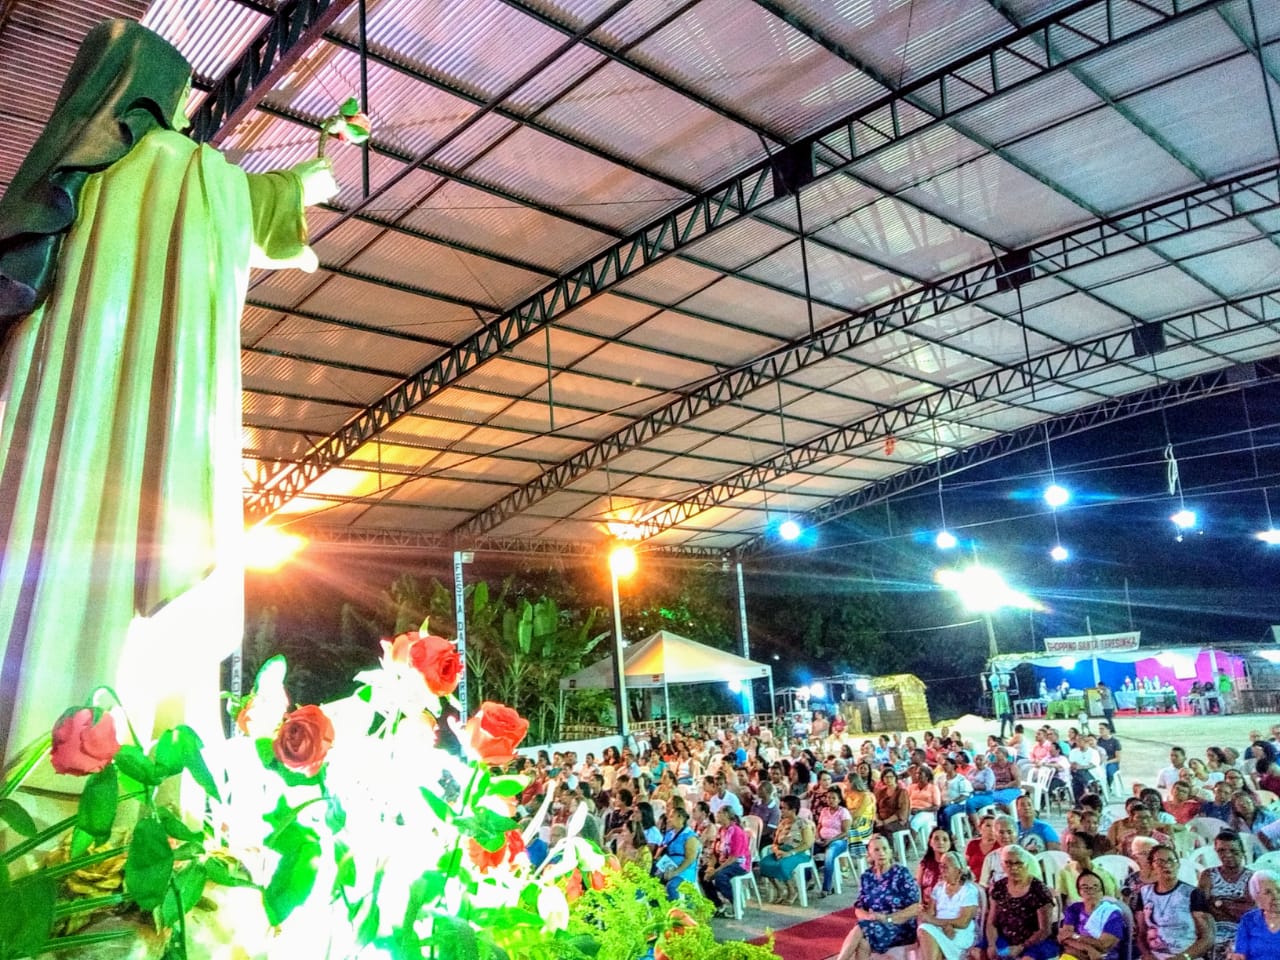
[
  {"left": 271, "top": 705, "right": 334, "bottom": 776},
  {"left": 51, "top": 708, "right": 120, "bottom": 776},
  {"left": 388, "top": 631, "right": 463, "bottom": 696},
  {"left": 463, "top": 702, "right": 529, "bottom": 766}
]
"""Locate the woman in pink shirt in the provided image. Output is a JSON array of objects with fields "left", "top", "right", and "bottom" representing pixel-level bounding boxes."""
[
  {"left": 701, "top": 808, "right": 752, "bottom": 916},
  {"left": 908, "top": 766, "right": 942, "bottom": 834}
]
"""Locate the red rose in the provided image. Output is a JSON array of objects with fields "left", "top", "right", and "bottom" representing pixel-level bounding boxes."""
[
  {"left": 271, "top": 705, "right": 334, "bottom": 776},
  {"left": 51, "top": 708, "right": 120, "bottom": 776},
  {"left": 388, "top": 631, "right": 463, "bottom": 696},
  {"left": 467, "top": 829, "right": 525, "bottom": 873},
  {"left": 463, "top": 702, "right": 529, "bottom": 766}
]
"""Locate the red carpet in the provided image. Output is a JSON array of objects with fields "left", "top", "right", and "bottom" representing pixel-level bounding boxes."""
[{"left": 749, "top": 905, "right": 855, "bottom": 960}]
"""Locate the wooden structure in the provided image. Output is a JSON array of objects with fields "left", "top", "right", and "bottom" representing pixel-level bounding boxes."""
[{"left": 866, "top": 674, "right": 932, "bottom": 732}]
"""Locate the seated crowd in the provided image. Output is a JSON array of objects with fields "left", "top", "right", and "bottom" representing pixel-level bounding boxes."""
[{"left": 513, "top": 718, "right": 1280, "bottom": 959}]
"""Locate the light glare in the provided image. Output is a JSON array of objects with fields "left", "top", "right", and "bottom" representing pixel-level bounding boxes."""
[
  {"left": 609, "top": 545, "right": 637, "bottom": 577},
  {"left": 779, "top": 519, "right": 802, "bottom": 541},
  {"left": 727, "top": 679, "right": 742, "bottom": 693},
  {"left": 935, "top": 530, "right": 958, "bottom": 550},
  {"left": 244, "top": 525, "right": 306, "bottom": 571},
  {"left": 1257, "top": 529, "right": 1280, "bottom": 545},
  {"left": 1050, "top": 544, "right": 1069, "bottom": 562},
  {"left": 1171, "top": 508, "right": 1197, "bottom": 530},
  {"left": 808, "top": 682, "right": 825, "bottom": 699},
  {"left": 1044, "top": 484, "right": 1070, "bottom": 508},
  {"left": 936, "top": 565, "right": 1040, "bottom": 612}
]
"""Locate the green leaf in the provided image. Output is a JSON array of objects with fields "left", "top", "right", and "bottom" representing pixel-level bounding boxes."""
[
  {"left": 157, "top": 807, "right": 204, "bottom": 843},
  {"left": 487, "top": 777, "right": 526, "bottom": 798},
  {"left": 0, "top": 874, "right": 55, "bottom": 957},
  {"left": 355, "top": 895, "right": 380, "bottom": 947},
  {"left": 0, "top": 799, "right": 36, "bottom": 838},
  {"left": 339, "top": 96, "right": 361, "bottom": 117},
  {"left": 153, "top": 726, "right": 220, "bottom": 800},
  {"left": 203, "top": 856, "right": 255, "bottom": 889},
  {"left": 125, "top": 817, "right": 174, "bottom": 911},
  {"left": 77, "top": 765, "right": 118, "bottom": 843},
  {"left": 419, "top": 787, "right": 452, "bottom": 822},
  {"left": 452, "top": 808, "right": 517, "bottom": 851},
  {"left": 428, "top": 914, "right": 480, "bottom": 960},
  {"left": 68, "top": 826, "right": 95, "bottom": 860},
  {"left": 112, "top": 745, "right": 160, "bottom": 786},
  {"left": 159, "top": 861, "right": 207, "bottom": 928},
  {"left": 324, "top": 793, "right": 346, "bottom": 833},
  {"left": 262, "top": 826, "right": 320, "bottom": 926}
]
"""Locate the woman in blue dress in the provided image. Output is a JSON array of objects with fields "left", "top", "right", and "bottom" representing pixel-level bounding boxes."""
[
  {"left": 1232, "top": 869, "right": 1280, "bottom": 960},
  {"left": 835, "top": 834, "right": 920, "bottom": 960}
]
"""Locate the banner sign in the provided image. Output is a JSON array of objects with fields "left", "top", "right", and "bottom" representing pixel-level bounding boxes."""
[{"left": 1044, "top": 631, "right": 1140, "bottom": 654}]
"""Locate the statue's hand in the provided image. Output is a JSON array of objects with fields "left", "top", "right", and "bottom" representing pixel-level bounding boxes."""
[{"left": 293, "top": 157, "right": 339, "bottom": 206}]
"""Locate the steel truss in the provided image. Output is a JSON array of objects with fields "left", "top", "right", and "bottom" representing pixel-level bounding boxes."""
[
  {"left": 295, "top": 525, "right": 729, "bottom": 561},
  {"left": 461, "top": 164, "right": 1280, "bottom": 536},
  {"left": 629, "top": 291, "right": 1280, "bottom": 541},
  {"left": 191, "top": 0, "right": 355, "bottom": 144},
  {"left": 243, "top": 0, "right": 1214, "bottom": 522},
  {"left": 739, "top": 355, "right": 1280, "bottom": 556}
]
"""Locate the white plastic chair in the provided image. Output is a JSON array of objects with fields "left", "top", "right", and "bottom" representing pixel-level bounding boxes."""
[
  {"left": 829, "top": 846, "right": 867, "bottom": 896},
  {"left": 891, "top": 828, "right": 921, "bottom": 864},
  {"left": 1037, "top": 849, "right": 1072, "bottom": 889},
  {"left": 1186, "top": 816, "right": 1230, "bottom": 845},
  {"left": 1094, "top": 854, "right": 1139, "bottom": 890},
  {"left": 1187, "top": 845, "right": 1220, "bottom": 875},
  {"left": 730, "top": 828, "right": 763, "bottom": 919},
  {"left": 1253, "top": 850, "right": 1280, "bottom": 871},
  {"left": 1026, "top": 767, "right": 1054, "bottom": 813},
  {"left": 950, "top": 811, "right": 973, "bottom": 845},
  {"left": 790, "top": 857, "right": 820, "bottom": 907}
]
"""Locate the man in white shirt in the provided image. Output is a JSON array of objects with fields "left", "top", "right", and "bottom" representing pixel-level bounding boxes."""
[
  {"left": 708, "top": 775, "right": 743, "bottom": 817},
  {"left": 1068, "top": 735, "right": 1103, "bottom": 802},
  {"left": 1155, "top": 746, "right": 1187, "bottom": 796}
]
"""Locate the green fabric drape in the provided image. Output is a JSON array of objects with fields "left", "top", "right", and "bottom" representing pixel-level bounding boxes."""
[
  {"left": 0, "top": 19, "right": 191, "bottom": 321},
  {"left": 0, "top": 127, "right": 308, "bottom": 768}
]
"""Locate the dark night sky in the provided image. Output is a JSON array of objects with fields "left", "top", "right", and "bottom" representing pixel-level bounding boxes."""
[{"left": 771, "top": 374, "right": 1280, "bottom": 659}]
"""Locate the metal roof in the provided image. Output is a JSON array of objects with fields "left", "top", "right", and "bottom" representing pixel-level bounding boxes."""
[{"left": 5, "top": 0, "right": 1280, "bottom": 558}]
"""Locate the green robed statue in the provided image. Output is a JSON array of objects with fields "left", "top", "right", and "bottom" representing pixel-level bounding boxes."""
[{"left": 0, "top": 20, "right": 337, "bottom": 771}]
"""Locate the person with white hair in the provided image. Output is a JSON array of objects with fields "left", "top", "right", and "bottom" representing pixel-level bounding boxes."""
[
  {"left": 915, "top": 851, "right": 981, "bottom": 960},
  {"left": 1229, "top": 868, "right": 1280, "bottom": 960}
]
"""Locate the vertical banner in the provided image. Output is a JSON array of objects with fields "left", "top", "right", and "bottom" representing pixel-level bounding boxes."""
[
  {"left": 453, "top": 551, "right": 469, "bottom": 719},
  {"left": 736, "top": 561, "right": 755, "bottom": 715}
]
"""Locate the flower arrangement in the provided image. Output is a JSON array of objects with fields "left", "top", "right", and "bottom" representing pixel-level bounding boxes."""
[{"left": 0, "top": 624, "right": 778, "bottom": 959}]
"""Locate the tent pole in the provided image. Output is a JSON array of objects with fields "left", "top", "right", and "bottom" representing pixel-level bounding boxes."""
[
  {"left": 768, "top": 669, "right": 775, "bottom": 718},
  {"left": 610, "top": 566, "right": 630, "bottom": 745},
  {"left": 735, "top": 560, "right": 755, "bottom": 715},
  {"left": 664, "top": 681, "right": 671, "bottom": 741}
]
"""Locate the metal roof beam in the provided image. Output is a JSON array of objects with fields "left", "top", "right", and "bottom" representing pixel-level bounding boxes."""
[
  {"left": 629, "top": 289, "right": 1280, "bottom": 541},
  {"left": 242, "top": 0, "right": 1217, "bottom": 522},
  {"left": 458, "top": 163, "right": 1280, "bottom": 535},
  {"left": 193, "top": 0, "right": 359, "bottom": 144},
  {"left": 739, "top": 354, "right": 1280, "bottom": 556},
  {"left": 294, "top": 524, "right": 728, "bottom": 560}
]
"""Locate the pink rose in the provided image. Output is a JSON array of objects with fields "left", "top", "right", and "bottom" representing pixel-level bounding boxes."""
[
  {"left": 51, "top": 708, "right": 120, "bottom": 776},
  {"left": 272, "top": 705, "right": 334, "bottom": 777}
]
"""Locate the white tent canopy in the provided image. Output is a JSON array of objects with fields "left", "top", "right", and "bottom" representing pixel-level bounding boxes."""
[
  {"left": 559, "top": 630, "right": 775, "bottom": 739},
  {"left": 560, "top": 630, "right": 772, "bottom": 690}
]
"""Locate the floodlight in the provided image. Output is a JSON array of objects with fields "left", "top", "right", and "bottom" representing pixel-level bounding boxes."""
[
  {"left": 1171, "top": 509, "right": 1197, "bottom": 530},
  {"left": 1050, "top": 544, "right": 1069, "bottom": 562},
  {"left": 809, "top": 682, "right": 825, "bottom": 699},
  {"left": 1257, "top": 529, "right": 1280, "bottom": 545},
  {"left": 935, "top": 530, "right": 958, "bottom": 550},
  {"left": 779, "top": 519, "right": 801, "bottom": 541},
  {"left": 244, "top": 525, "right": 306, "bottom": 571},
  {"left": 609, "top": 545, "right": 637, "bottom": 577},
  {"left": 1044, "top": 484, "right": 1070, "bottom": 509}
]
